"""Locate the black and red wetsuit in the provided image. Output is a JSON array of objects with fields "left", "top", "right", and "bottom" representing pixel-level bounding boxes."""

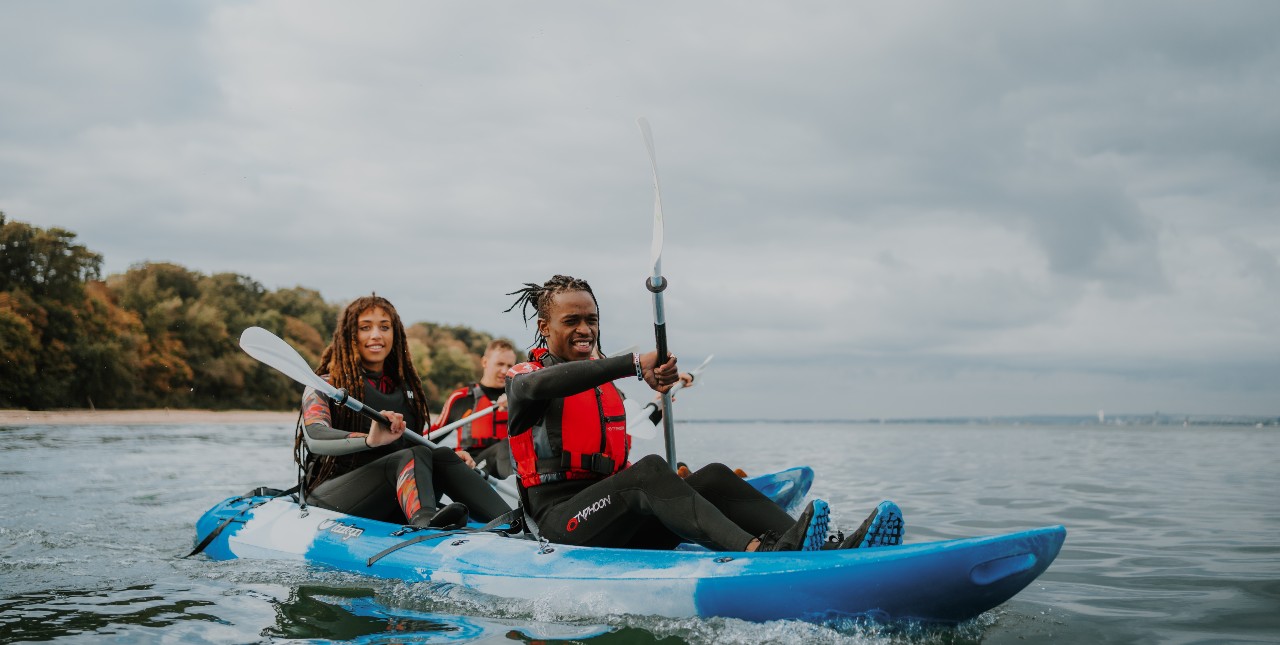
[
  {"left": 505, "top": 350, "right": 797, "bottom": 550},
  {"left": 299, "top": 371, "right": 511, "bottom": 525}
]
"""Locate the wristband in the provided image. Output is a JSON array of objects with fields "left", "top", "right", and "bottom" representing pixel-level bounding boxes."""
[{"left": 634, "top": 352, "right": 643, "bottom": 380}]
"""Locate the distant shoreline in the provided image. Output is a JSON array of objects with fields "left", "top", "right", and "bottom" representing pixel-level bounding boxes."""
[
  {"left": 3, "top": 409, "right": 1274, "bottom": 428},
  {"left": 0, "top": 409, "right": 296, "bottom": 426}
]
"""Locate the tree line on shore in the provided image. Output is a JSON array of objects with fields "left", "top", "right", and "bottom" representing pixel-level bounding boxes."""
[{"left": 0, "top": 212, "right": 510, "bottom": 411}]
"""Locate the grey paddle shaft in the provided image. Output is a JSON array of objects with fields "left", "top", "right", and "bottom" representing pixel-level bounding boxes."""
[
  {"left": 631, "top": 354, "right": 713, "bottom": 432},
  {"left": 237, "top": 326, "right": 441, "bottom": 451},
  {"left": 647, "top": 275, "right": 678, "bottom": 466},
  {"left": 638, "top": 117, "right": 678, "bottom": 469},
  {"left": 329, "top": 388, "right": 441, "bottom": 450},
  {"left": 328, "top": 386, "right": 393, "bottom": 428},
  {"left": 432, "top": 344, "right": 638, "bottom": 444},
  {"left": 426, "top": 405, "right": 497, "bottom": 442}
]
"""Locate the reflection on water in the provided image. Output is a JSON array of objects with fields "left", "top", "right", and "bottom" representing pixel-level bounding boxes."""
[
  {"left": 265, "top": 585, "right": 613, "bottom": 643},
  {"left": 266, "top": 585, "right": 430, "bottom": 642},
  {"left": 1, "top": 422, "right": 1278, "bottom": 643},
  {"left": 0, "top": 584, "right": 221, "bottom": 642},
  {"left": 0, "top": 581, "right": 613, "bottom": 644}
]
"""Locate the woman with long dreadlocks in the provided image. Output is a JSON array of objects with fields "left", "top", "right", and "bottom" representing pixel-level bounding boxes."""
[
  {"left": 504, "top": 275, "right": 904, "bottom": 552},
  {"left": 295, "top": 295, "right": 512, "bottom": 528}
]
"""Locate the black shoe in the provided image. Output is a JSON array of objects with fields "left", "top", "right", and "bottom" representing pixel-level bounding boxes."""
[
  {"left": 836, "top": 501, "right": 903, "bottom": 549},
  {"left": 754, "top": 530, "right": 783, "bottom": 551},
  {"left": 821, "top": 531, "right": 845, "bottom": 550},
  {"left": 410, "top": 502, "right": 469, "bottom": 530},
  {"left": 756, "top": 499, "right": 830, "bottom": 552}
]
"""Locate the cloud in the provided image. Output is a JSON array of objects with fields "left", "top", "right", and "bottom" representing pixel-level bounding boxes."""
[{"left": 2, "top": 1, "right": 1277, "bottom": 417}]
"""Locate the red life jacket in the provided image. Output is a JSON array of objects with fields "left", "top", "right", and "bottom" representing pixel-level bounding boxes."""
[
  {"left": 507, "top": 348, "right": 630, "bottom": 489},
  {"left": 442, "top": 384, "right": 509, "bottom": 451}
]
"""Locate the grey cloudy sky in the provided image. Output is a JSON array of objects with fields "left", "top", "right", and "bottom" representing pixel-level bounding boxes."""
[{"left": 3, "top": 1, "right": 1277, "bottom": 419}]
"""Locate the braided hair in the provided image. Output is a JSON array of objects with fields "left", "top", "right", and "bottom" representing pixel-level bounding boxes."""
[
  {"left": 293, "top": 295, "right": 430, "bottom": 483},
  {"left": 505, "top": 274, "right": 604, "bottom": 353}
]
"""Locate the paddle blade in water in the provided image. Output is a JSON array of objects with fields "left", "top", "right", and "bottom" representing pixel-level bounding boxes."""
[{"left": 239, "top": 326, "right": 335, "bottom": 396}]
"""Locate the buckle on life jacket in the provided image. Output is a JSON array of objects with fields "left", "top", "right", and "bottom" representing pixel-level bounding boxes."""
[{"left": 560, "top": 452, "right": 615, "bottom": 475}]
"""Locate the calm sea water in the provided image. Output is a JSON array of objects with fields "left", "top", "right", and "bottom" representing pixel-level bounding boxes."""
[{"left": 1, "top": 420, "right": 1277, "bottom": 644}]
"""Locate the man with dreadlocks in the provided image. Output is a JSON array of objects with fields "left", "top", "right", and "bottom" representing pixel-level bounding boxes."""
[
  {"left": 503, "top": 275, "right": 904, "bottom": 552},
  {"left": 295, "top": 295, "right": 512, "bottom": 528}
]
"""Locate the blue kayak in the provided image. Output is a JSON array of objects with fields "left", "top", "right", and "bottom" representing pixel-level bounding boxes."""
[
  {"left": 740, "top": 465, "right": 812, "bottom": 513},
  {"left": 193, "top": 468, "right": 1064, "bottom": 624}
]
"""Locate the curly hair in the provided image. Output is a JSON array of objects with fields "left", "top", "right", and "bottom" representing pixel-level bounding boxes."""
[
  {"left": 505, "top": 274, "right": 603, "bottom": 353},
  {"left": 294, "top": 295, "right": 430, "bottom": 483}
]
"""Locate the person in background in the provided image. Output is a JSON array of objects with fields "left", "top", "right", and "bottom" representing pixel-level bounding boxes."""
[
  {"left": 294, "top": 295, "right": 512, "bottom": 528},
  {"left": 435, "top": 339, "right": 519, "bottom": 479}
]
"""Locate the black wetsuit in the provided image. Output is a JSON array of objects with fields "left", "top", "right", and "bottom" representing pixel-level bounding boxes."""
[
  {"left": 506, "top": 353, "right": 796, "bottom": 550},
  {"left": 301, "top": 373, "right": 511, "bottom": 524}
]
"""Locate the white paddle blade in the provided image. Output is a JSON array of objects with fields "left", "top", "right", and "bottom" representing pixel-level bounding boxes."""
[
  {"left": 239, "top": 326, "right": 335, "bottom": 396},
  {"left": 661, "top": 354, "right": 713, "bottom": 399},
  {"left": 688, "top": 354, "right": 714, "bottom": 378},
  {"left": 637, "top": 117, "right": 665, "bottom": 275},
  {"left": 624, "top": 398, "right": 659, "bottom": 439}
]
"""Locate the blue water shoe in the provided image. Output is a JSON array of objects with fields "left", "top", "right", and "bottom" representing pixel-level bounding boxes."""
[
  {"left": 759, "top": 499, "right": 830, "bottom": 551},
  {"left": 836, "top": 501, "right": 904, "bottom": 549}
]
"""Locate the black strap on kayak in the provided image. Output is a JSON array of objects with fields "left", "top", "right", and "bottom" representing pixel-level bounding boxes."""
[
  {"left": 481, "top": 506, "right": 527, "bottom": 537},
  {"left": 185, "top": 484, "right": 299, "bottom": 559},
  {"left": 291, "top": 407, "right": 313, "bottom": 516},
  {"left": 365, "top": 530, "right": 470, "bottom": 566},
  {"left": 365, "top": 506, "right": 531, "bottom": 567}
]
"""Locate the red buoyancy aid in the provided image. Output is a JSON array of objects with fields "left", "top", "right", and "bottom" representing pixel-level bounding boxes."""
[
  {"left": 443, "top": 384, "right": 509, "bottom": 451},
  {"left": 507, "top": 348, "right": 630, "bottom": 489}
]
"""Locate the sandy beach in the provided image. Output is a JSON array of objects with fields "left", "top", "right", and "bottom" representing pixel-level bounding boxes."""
[{"left": 0, "top": 409, "right": 297, "bottom": 426}]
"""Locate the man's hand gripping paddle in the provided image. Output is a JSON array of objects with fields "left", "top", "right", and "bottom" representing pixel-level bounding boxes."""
[{"left": 637, "top": 117, "right": 679, "bottom": 468}]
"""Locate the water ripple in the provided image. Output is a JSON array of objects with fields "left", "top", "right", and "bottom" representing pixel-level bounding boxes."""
[{"left": 2, "top": 422, "right": 1278, "bottom": 643}]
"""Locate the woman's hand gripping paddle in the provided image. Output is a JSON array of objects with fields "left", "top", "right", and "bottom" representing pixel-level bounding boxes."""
[
  {"left": 238, "top": 326, "right": 520, "bottom": 499},
  {"left": 239, "top": 326, "right": 423, "bottom": 440},
  {"left": 238, "top": 322, "right": 463, "bottom": 453}
]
